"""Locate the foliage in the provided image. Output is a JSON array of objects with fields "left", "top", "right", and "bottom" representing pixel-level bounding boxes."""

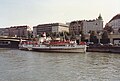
[
  {"left": 79, "top": 31, "right": 85, "bottom": 41},
  {"left": 70, "top": 32, "right": 76, "bottom": 40},
  {"left": 89, "top": 31, "right": 98, "bottom": 43},
  {"left": 101, "top": 30, "right": 110, "bottom": 44},
  {"left": 101, "top": 30, "right": 108, "bottom": 39},
  {"left": 64, "top": 32, "right": 70, "bottom": 40}
]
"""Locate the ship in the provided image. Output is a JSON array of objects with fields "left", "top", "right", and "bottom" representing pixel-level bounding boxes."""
[
  {"left": 19, "top": 40, "right": 87, "bottom": 53},
  {"left": 19, "top": 32, "right": 86, "bottom": 53}
]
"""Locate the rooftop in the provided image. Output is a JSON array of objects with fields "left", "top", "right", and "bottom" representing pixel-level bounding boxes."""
[{"left": 109, "top": 14, "right": 120, "bottom": 22}]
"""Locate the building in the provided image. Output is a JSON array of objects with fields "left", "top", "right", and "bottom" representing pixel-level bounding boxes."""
[
  {"left": 105, "top": 14, "right": 120, "bottom": 34},
  {"left": 69, "top": 14, "right": 103, "bottom": 35},
  {"left": 69, "top": 21, "right": 83, "bottom": 35},
  {"left": 104, "top": 14, "right": 120, "bottom": 44},
  {"left": 33, "top": 23, "right": 69, "bottom": 37},
  {"left": 9, "top": 26, "right": 32, "bottom": 38},
  {"left": 0, "top": 28, "right": 9, "bottom": 36}
]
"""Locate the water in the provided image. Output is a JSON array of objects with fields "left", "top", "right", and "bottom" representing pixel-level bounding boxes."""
[{"left": 0, "top": 49, "right": 120, "bottom": 81}]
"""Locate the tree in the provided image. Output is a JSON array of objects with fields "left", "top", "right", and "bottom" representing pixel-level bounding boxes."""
[
  {"left": 102, "top": 30, "right": 108, "bottom": 39},
  {"left": 101, "top": 30, "right": 110, "bottom": 44},
  {"left": 89, "top": 31, "right": 98, "bottom": 43},
  {"left": 70, "top": 32, "right": 76, "bottom": 40},
  {"left": 79, "top": 31, "right": 85, "bottom": 41},
  {"left": 56, "top": 32, "right": 61, "bottom": 38},
  {"left": 28, "top": 31, "right": 33, "bottom": 39},
  {"left": 64, "top": 32, "right": 70, "bottom": 40},
  {"left": 46, "top": 32, "right": 51, "bottom": 37},
  {"left": 49, "top": 32, "right": 54, "bottom": 40}
]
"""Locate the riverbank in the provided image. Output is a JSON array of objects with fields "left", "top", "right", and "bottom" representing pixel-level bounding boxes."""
[
  {"left": 87, "top": 45, "right": 120, "bottom": 53},
  {"left": 0, "top": 42, "right": 120, "bottom": 53}
]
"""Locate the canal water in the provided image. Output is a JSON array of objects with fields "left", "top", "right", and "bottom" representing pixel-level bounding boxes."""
[{"left": 0, "top": 49, "right": 120, "bottom": 81}]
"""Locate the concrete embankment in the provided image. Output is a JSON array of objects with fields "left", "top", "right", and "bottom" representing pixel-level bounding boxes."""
[{"left": 87, "top": 45, "right": 120, "bottom": 53}]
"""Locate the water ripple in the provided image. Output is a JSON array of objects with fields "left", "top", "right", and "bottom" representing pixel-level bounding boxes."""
[{"left": 0, "top": 49, "right": 120, "bottom": 81}]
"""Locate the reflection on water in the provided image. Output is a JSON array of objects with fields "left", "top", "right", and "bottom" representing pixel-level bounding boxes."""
[{"left": 0, "top": 49, "right": 120, "bottom": 81}]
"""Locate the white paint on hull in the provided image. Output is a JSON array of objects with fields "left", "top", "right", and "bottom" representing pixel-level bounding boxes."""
[{"left": 32, "top": 45, "right": 86, "bottom": 53}]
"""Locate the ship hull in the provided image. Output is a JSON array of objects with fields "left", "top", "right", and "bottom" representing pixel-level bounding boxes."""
[{"left": 32, "top": 45, "right": 86, "bottom": 53}]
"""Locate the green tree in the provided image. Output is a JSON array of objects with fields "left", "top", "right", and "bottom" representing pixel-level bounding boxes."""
[
  {"left": 46, "top": 32, "right": 51, "bottom": 37},
  {"left": 70, "top": 32, "right": 76, "bottom": 40},
  {"left": 80, "top": 31, "right": 85, "bottom": 41},
  {"left": 90, "top": 31, "right": 98, "bottom": 43},
  {"left": 78, "top": 30, "right": 85, "bottom": 41},
  {"left": 64, "top": 32, "right": 70, "bottom": 40},
  {"left": 28, "top": 31, "right": 33, "bottom": 39},
  {"left": 56, "top": 32, "right": 61, "bottom": 38},
  {"left": 101, "top": 30, "right": 110, "bottom": 44},
  {"left": 102, "top": 30, "right": 108, "bottom": 39}
]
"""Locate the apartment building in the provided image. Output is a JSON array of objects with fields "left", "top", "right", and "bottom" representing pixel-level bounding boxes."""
[
  {"left": 106, "top": 14, "right": 120, "bottom": 34},
  {"left": 33, "top": 23, "right": 69, "bottom": 37},
  {"left": 69, "top": 21, "right": 83, "bottom": 35},
  {"left": 0, "top": 28, "right": 9, "bottom": 36},
  {"left": 9, "top": 26, "right": 32, "bottom": 38},
  {"left": 69, "top": 14, "right": 103, "bottom": 35}
]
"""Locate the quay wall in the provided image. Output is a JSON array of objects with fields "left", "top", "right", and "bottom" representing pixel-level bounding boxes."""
[{"left": 87, "top": 46, "right": 120, "bottom": 53}]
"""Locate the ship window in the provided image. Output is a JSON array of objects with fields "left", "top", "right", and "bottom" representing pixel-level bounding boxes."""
[{"left": 0, "top": 41, "right": 10, "bottom": 45}]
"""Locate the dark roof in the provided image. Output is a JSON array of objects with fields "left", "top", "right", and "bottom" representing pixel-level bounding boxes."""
[{"left": 109, "top": 14, "right": 120, "bottom": 22}]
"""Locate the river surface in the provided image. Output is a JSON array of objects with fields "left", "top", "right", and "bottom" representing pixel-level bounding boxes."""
[{"left": 0, "top": 49, "right": 120, "bottom": 81}]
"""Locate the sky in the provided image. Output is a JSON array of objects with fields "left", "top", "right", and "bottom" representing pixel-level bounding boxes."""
[{"left": 0, "top": 0, "right": 120, "bottom": 27}]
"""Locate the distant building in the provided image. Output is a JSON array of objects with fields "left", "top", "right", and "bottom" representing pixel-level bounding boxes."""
[
  {"left": 69, "top": 14, "right": 103, "bottom": 35},
  {"left": 69, "top": 21, "right": 83, "bottom": 35},
  {"left": 0, "top": 28, "right": 9, "bottom": 36},
  {"left": 33, "top": 23, "right": 69, "bottom": 37},
  {"left": 9, "top": 26, "right": 32, "bottom": 38},
  {"left": 105, "top": 14, "right": 120, "bottom": 34}
]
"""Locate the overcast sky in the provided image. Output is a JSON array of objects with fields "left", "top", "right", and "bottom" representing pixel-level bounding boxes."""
[{"left": 0, "top": 0, "right": 119, "bottom": 27}]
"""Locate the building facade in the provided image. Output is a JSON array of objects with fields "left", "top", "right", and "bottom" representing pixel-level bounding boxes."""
[
  {"left": 9, "top": 26, "right": 32, "bottom": 38},
  {"left": 0, "top": 28, "right": 9, "bottom": 36},
  {"left": 69, "top": 21, "right": 83, "bottom": 35},
  {"left": 33, "top": 23, "right": 69, "bottom": 37},
  {"left": 83, "top": 18, "right": 103, "bottom": 35},
  {"left": 69, "top": 14, "right": 103, "bottom": 35},
  {"left": 106, "top": 14, "right": 120, "bottom": 34}
]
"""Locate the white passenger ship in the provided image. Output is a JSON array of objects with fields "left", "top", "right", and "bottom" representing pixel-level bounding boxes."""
[
  {"left": 19, "top": 40, "right": 86, "bottom": 53},
  {"left": 33, "top": 40, "right": 86, "bottom": 53},
  {"left": 19, "top": 32, "right": 86, "bottom": 53}
]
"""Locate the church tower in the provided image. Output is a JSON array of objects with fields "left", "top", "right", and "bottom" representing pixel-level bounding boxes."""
[{"left": 98, "top": 13, "right": 103, "bottom": 20}]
